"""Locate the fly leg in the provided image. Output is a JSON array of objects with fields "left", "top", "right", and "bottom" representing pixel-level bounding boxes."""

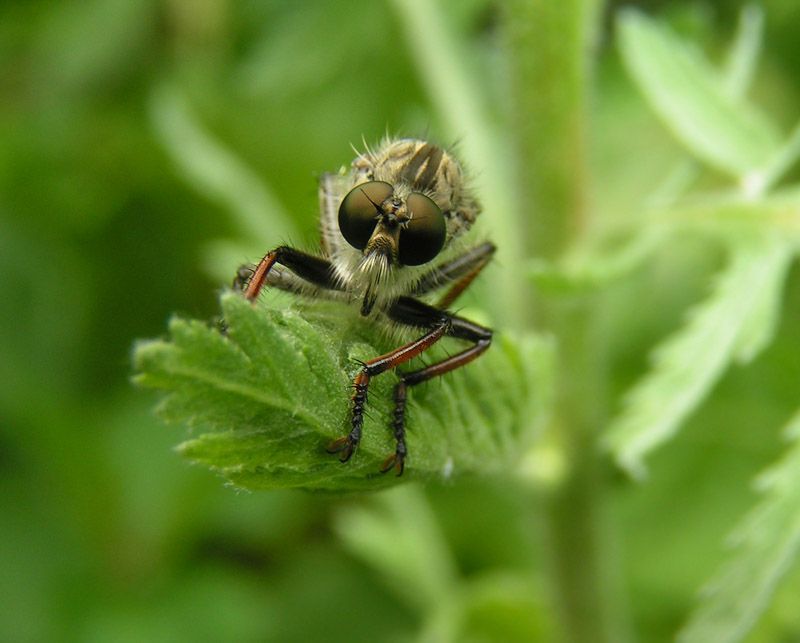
[
  {"left": 235, "top": 246, "right": 341, "bottom": 302},
  {"left": 328, "top": 297, "right": 492, "bottom": 475},
  {"left": 326, "top": 321, "right": 450, "bottom": 464},
  {"left": 381, "top": 298, "right": 493, "bottom": 475},
  {"left": 410, "top": 241, "right": 495, "bottom": 308},
  {"left": 227, "top": 248, "right": 344, "bottom": 334}
]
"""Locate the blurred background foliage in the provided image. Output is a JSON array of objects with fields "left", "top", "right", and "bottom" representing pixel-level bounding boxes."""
[{"left": 2, "top": 0, "right": 800, "bottom": 641}]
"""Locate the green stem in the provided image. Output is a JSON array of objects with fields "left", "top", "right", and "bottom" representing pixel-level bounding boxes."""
[
  {"left": 505, "top": 1, "right": 629, "bottom": 641},
  {"left": 505, "top": 0, "right": 598, "bottom": 261}
]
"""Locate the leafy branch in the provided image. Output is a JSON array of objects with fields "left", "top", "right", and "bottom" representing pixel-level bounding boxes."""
[
  {"left": 599, "top": 9, "right": 800, "bottom": 641},
  {"left": 601, "top": 8, "right": 800, "bottom": 474}
]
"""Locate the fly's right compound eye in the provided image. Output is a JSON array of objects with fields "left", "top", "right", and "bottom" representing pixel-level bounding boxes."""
[
  {"left": 338, "top": 181, "right": 394, "bottom": 250},
  {"left": 398, "top": 193, "right": 446, "bottom": 265}
]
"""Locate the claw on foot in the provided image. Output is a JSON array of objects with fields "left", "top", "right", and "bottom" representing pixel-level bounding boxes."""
[
  {"left": 380, "top": 453, "right": 405, "bottom": 477},
  {"left": 232, "top": 265, "right": 255, "bottom": 291},
  {"left": 326, "top": 436, "right": 356, "bottom": 462}
]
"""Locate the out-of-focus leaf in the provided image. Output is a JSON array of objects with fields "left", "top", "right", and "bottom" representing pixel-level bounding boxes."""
[
  {"left": 133, "top": 293, "right": 554, "bottom": 491},
  {"left": 31, "top": 0, "right": 154, "bottom": 93},
  {"left": 678, "top": 410, "right": 800, "bottom": 643},
  {"left": 458, "top": 572, "right": 551, "bottom": 643},
  {"left": 235, "top": 2, "right": 382, "bottom": 99},
  {"left": 149, "top": 86, "right": 294, "bottom": 246},
  {"left": 603, "top": 231, "right": 791, "bottom": 477},
  {"left": 732, "top": 239, "right": 793, "bottom": 362},
  {"left": 617, "top": 9, "right": 780, "bottom": 177},
  {"left": 657, "top": 189, "right": 800, "bottom": 238},
  {"left": 721, "top": 5, "right": 763, "bottom": 98},
  {"left": 749, "top": 120, "right": 800, "bottom": 195},
  {"left": 645, "top": 7, "right": 764, "bottom": 206},
  {"left": 333, "top": 486, "right": 457, "bottom": 611},
  {"left": 334, "top": 488, "right": 550, "bottom": 642},
  {"left": 527, "top": 227, "right": 666, "bottom": 293}
]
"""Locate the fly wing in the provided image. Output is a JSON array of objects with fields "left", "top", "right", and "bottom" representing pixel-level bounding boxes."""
[{"left": 318, "top": 171, "right": 349, "bottom": 256}]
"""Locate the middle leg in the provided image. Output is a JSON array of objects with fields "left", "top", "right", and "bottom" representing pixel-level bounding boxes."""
[{"left": 380, "top": 297, "right": 493, "bottom": 475}]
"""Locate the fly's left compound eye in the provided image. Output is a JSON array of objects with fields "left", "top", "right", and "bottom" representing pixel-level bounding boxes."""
[
  {"left": 398, "top": 193, "right": 447, "bottom": 265},
  {"left": 338, "top": 181, "right": 394, "bottom": 250}
]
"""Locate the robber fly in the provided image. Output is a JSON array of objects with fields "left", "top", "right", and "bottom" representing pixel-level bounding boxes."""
[{"left": 234, "top": 137, "right": 494, "bottom": 476}]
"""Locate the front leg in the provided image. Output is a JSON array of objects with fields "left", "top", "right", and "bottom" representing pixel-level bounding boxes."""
[{"left": 235, "top": 246, "right": 342, "bottom": 302}]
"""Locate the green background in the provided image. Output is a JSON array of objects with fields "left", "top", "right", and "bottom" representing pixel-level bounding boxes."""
[{"left": 2, "top": 0, "right": 800, "bottom": 641}]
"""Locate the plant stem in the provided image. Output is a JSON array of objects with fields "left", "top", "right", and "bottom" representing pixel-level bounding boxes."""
[
  {"left": 504, "top": 1, "right": 629, "bottom": 641},
  {"left": 505, "top": 0, "right": 597, "bottom": 262}
]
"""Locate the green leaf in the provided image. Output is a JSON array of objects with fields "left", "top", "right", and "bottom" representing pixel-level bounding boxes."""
[
  {"left": 678, "top": 410, "right": 800, "bottom": 642},
  {"left": 617, "top": 9, "right": 780, "bottom": 177},
  {"left": 133, "top": 293, "right": 553, "bottom": 491},
  {"left": 602, "top": 231, "right": 791, "bottom": 477}
]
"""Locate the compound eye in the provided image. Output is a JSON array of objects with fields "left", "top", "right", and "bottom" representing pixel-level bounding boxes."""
[
  {"left": 338, "top": 181, "right": 393, "bottom": 250},
  {"left": 398, "top": 193, "right": 447, "bottom": 266}
]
